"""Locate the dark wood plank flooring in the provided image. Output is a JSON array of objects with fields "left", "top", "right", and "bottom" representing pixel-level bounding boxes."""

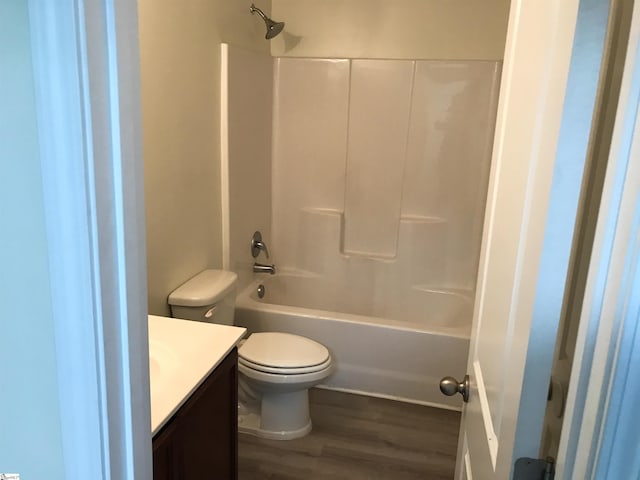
[{"left": 238, "top": 388, "right": 461, "bottom": 479}]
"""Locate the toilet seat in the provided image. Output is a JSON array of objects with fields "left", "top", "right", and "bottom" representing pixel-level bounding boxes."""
[
  {"left": 239, "top": 332, "right": 330, "bottom": 370},
  {"left": 239, "top": 355, "right": 332, "bottom": 375},
  {"left": 238, "top": 359, "right": 333, "bottom": 386}
]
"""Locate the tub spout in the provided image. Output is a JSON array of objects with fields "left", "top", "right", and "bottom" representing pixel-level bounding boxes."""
[{"left": 253, "top": 262, "right": 276, "bottom": 275}]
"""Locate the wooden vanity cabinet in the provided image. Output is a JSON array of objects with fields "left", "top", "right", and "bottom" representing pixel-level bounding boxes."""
[{"left": 153, "top": 347, "right": 238, "bottom": 480}]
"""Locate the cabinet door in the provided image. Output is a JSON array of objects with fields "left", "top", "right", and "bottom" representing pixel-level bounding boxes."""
[
  {"left": 176, "top": 348, "right": 238, "bottom": 480},
  {"left": 152, "top": 416, "right": 178, "bottom": 480}
]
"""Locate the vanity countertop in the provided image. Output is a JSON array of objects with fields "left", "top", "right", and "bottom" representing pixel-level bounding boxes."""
[{"left": 148, "top": 314, "right": 246, "bottom": 435}]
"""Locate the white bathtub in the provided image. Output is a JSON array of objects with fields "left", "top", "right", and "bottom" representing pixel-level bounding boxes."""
[{"left": 235, "top": 273, "right": 470, "bottom": 410}]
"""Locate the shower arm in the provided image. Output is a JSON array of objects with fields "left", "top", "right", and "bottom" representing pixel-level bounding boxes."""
[{"left": 249, "top": 4, "right": 268, "bottom": 21}]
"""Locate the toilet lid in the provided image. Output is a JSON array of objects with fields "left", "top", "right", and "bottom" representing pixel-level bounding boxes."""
[
  {"left": 239, "top": 332, "right": 330, "bottom": 368},
  {"left": 239, "top": 355, "right": 332, "bottom": 375}
]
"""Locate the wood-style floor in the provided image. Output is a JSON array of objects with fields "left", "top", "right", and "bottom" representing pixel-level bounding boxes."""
[{"left": 238, "top": 388, "right": 461, "bottom": 480}]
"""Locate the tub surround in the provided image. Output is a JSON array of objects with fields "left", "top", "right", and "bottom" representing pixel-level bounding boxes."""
[
  {"left": 272, "top": 58, "right": 500, "bottom": 304},
  {"left": 148, "top": 314, "right": 245, "bottom": 435},
  {"left": 222, "top": 49, "right": 501, "bottom": 331},
  {"left": 222, "top": 49, "right": 499, "bottom": 410}
]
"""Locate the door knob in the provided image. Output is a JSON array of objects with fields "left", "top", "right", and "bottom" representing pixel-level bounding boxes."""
[{"left": 439, "top": 375, "right": 470, "bottom": 402}]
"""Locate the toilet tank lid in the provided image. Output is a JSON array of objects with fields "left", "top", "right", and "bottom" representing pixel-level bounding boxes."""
[{"left": 168, "top": 270, "right": 238, "bottom": 307}]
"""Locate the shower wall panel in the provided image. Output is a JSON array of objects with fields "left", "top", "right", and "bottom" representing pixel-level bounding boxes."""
[
  {"left": 272, "top": 57, "right": 500, "bottom": 303},
  {"left": 403, "top": 61, "right": 501, "bottom": 286},
  {"left": 272, "top": 58, "right": 350, "bottom": 262},
  {"left": 343, "top": 60, "right": 414, "bottom": 258}
]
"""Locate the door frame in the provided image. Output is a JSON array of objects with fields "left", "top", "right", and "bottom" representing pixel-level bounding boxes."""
[
  {"left": 557, "top": 0, "right": 640, "bottom": 477},
  {"left": 28, "top": 0, "right": 151, "bottom": 479}
]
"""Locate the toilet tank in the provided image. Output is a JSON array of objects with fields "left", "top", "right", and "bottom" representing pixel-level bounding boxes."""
[{"left": 168, "top": 270, "right": 238, "bottom": 325}]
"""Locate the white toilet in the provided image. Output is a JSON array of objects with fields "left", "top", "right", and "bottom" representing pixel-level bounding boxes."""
[{"left": 168, "top": 269, "right": 334, "bottom": 440}]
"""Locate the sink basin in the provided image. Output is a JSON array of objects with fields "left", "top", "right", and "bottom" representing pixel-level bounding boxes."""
[{"left": 148, "top": 338, "right": 178, "bottom": 399}]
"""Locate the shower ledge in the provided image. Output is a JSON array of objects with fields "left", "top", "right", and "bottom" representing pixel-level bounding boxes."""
[{"left": 301, "top": 207, "right": 447, "bottom": 224}]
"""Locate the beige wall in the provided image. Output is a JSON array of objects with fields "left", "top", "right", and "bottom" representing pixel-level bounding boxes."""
[
  {"left": 223, "top": 44, "right": 273, "bottom": 291},
  {"left": 271, "top": 0, "right": 510, "bottom": 60},
  {"left": 139, "top": 0, "right": 271, "bottom": 315}
]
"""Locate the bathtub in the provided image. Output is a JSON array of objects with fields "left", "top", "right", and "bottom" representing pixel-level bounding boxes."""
[{"left": 235, "top": 273, "right": 470, "bottom": 410}]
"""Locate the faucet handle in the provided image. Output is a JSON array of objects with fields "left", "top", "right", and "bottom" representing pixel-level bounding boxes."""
[{"left": 251, "top": 231, "right": 270, "bottom": 259}]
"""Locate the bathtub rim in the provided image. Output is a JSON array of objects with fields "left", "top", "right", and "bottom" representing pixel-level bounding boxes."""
[{"left": 236, "top": 277, "right": 471, "bottom": 340}]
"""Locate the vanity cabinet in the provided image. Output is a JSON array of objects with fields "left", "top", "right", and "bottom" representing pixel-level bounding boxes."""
[{"left": 153, "top": 348, "right": 238, "bottom": 480}]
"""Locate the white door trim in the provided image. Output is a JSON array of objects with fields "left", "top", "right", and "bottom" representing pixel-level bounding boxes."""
[
  {"left": 28, "top": 1, "right": 151, "bottom": 478},
  {"left": 558, "top": 0, "right": 640, "bottom": 477}
]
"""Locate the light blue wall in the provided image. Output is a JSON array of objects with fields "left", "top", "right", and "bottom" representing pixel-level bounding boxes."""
[
  {"left": 512, "top": 0, "right": 610, "bottom": 463},
  {"left": 0, "top": 1, "right": 66, "bottom": 478},
  {"left": 588, "top": 31, "right": 640, "bottom": 479}
]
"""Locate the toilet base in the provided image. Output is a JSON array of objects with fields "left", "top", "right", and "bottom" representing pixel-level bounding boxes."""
[
  {"left": 237, "top": 389, "right": 313, "bottom": 440},
  {"left": 238, "top": 412, "right": 312, "bottom": 440}
]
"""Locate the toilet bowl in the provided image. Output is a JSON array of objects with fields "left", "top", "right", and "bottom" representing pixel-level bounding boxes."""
[
  {"left": 168, "top": 270, "right": 334, "bottom": 440},
  {"left": 237, "top": 332, "right": 334, "bottom": 439}
]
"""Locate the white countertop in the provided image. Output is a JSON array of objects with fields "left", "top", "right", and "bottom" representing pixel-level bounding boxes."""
[{"left": 148, "top": 315, "right": 246, "bottom": 436}]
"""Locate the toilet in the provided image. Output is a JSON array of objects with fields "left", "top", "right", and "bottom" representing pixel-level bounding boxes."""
[{"left": 168, "top": 269, "right": 334, "bottom": 440}]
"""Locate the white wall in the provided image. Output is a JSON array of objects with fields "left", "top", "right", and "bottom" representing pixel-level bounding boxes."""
[
  {"left": 271, "top": 0, "right": 511, "bottom": 60},
  {"left": 139, "top": 0, "right": 272, "bottom": 315},
  {"left": 0, "top": 2, "right": 65, "bottom": 477}
]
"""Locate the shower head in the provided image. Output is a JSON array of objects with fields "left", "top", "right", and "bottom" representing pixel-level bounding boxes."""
[{"left": 249, "top": 4, "right": 285, "bottom": 40}]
